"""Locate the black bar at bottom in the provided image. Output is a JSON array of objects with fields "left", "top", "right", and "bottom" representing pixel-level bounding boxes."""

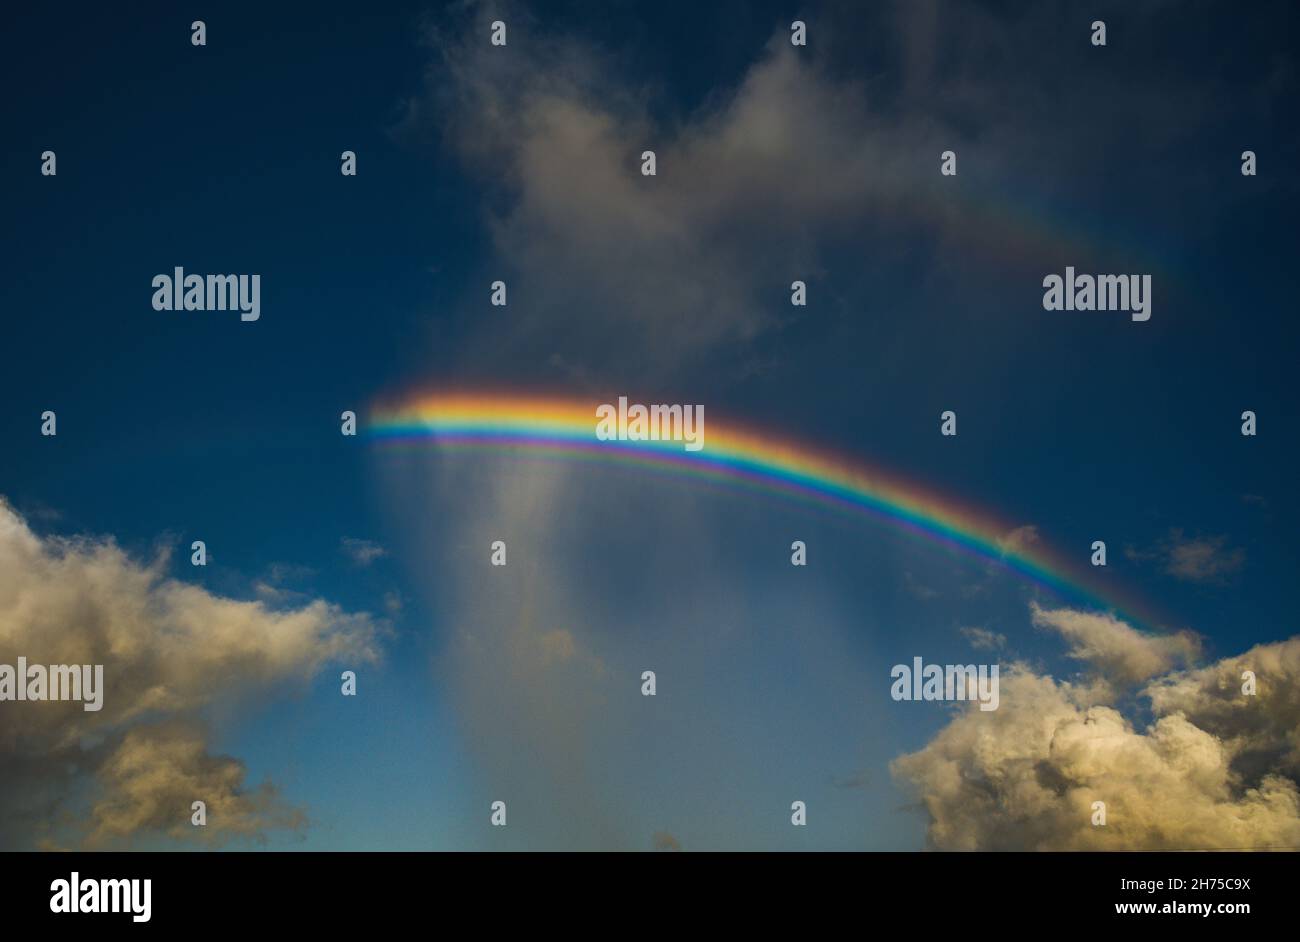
[{"left": 4, "top": 851, "right": 1291, "bottom": 929}]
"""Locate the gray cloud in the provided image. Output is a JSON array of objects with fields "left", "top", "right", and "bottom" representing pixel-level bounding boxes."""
[{"left": 413, "top": 5, "right": 966, "bottom": 383}]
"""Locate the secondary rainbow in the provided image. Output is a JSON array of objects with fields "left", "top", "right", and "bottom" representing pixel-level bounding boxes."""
[{"left": 369, "top": 390, "right": 1134, "bottom": 618}]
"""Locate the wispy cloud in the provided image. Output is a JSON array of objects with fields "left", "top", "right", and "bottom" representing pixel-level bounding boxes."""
[
  {"left": 340, "top": 537, "right": 388, "bottom": 567},
  {"left": 996, "top": 525, "right": 1040, "bottom": 556},
  {"left": 405, "top": 1, "right": 1290, "bottom": 388},
  {"left": 960, "top": 626, "right": 1006, "bottom": 651},
  {"left": 1127, "top": 528, "right": 1246, "bottom": 584},
  {"left": 833, "top": 770, "right": 872, "bottom": 790},
  {"left": 411, "top": 3, "right": 971, "bottom": 383},
  {"left": 903, "top": 570, "right": 939, "bottom": 600}
]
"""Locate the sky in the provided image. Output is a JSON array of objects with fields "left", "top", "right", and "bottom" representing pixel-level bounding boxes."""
[{"left": 1, "top": 0, "right": 1299, "bottom": 851}]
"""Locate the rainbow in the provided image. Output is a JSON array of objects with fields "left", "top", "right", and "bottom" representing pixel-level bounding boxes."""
[{"left": 369, "top": 390, "right": 1140, "bottom": 620}]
